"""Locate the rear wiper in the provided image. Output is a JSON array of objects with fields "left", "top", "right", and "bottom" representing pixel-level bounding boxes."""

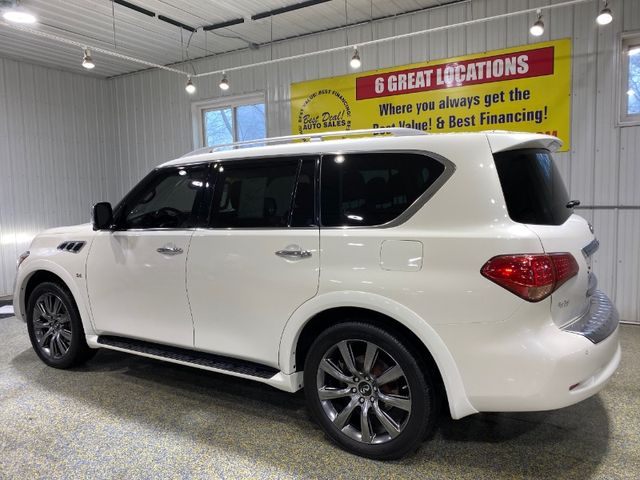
[{"left": 566, "top": 200, "right": 581, "bottom": 209}]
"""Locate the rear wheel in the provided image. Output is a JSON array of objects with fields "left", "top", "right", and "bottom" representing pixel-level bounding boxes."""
[
  {"left": 304, "top": 322, "right": 438, "bottom": 460},
  {"left": 26, "top": 281, "right": 96, "bottom": 368}
]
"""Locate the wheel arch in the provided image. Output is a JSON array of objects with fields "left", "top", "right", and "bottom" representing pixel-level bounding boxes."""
[
  {"left": 15, "top": 262, "right": 95, "bottom": 336},
  {"left": 24, "top": 270, "right": 67, "bottom": 309},
  {"left": 278, "top": 292, "right": 478, "bottom": 419}
]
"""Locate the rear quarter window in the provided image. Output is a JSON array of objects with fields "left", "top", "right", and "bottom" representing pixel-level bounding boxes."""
[
  {"left": 493, "top": 148, "right": 571, "bottom": 226},
  {"left": 320, "top": 152, "right": 445, "bottom": 227}
]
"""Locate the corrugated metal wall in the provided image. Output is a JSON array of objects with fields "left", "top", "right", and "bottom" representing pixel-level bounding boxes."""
[
  {"left": 0, "top": 58, "right": 116, "bottom": 295},
  {"left": 1, "top": 0, "right": 639, "bottom": 322}
]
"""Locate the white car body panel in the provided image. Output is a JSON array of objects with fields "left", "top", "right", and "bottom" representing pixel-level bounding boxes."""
[
  {"left": 85, "top": 230, "right": 195, "bottom": 347},
  {"left": 187, "top": 228, "right": 320, "bottom": 367},
  {"left": 13, "top": 223, "right": 97, "bottom": 336},
  {"left": 14, "top": 132, "right": 620, "bottom": 420}
]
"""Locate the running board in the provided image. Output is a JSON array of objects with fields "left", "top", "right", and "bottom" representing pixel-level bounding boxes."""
[{"left": 97, "top": 335, "right": 279, "bottom": 379}]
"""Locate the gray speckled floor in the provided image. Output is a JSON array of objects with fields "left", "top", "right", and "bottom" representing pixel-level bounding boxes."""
[{"left": 0, "top": 316, "right": 638, "bottom": 480}]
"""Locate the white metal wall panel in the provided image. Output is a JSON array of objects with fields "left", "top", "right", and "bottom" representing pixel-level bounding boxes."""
[
  {"left": 1, "top": 0, "right": 638, "bottom": 321},
  {"left": 616, "top": 211, "right": 640, "bottom": 322},
  {"left": 0, "top": 57, "right": 116, "bottom": 295}
]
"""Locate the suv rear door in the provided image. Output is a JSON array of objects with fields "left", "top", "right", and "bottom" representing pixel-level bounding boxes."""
[
  {"left": 493, "top": 148, "right": 596, "bottom": 327},
  {"left": 187, "top": 156, "right": 319, "bottom": 367}
]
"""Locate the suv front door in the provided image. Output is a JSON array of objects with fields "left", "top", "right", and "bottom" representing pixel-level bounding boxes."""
[
  {"left": 187, "top": 157, "right": 319, "bottom": 367},
  {"left": 86, "top": 164, "right": 210, "bottom": 347}
]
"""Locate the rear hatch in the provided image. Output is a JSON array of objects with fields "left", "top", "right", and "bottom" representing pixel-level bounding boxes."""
[{"left": 493, "top": 148, "right": 596, "bottom": 327}]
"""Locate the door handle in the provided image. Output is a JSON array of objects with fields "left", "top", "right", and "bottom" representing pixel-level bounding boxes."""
[
  {"left": 275, "top": 246, "right": 312, "bottom": 259},
  {"left": 156, "top": 246, "right": 184, "bottom": 255}
]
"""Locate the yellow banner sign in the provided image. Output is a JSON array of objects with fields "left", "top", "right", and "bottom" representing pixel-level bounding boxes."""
[{"left": 291, "top": 39, "right": 571, "bottom": 151}]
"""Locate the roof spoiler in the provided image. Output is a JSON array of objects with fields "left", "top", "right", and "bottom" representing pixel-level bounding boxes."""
[{"left": 486, "top": 132, "right": 563, "bottom": 153}]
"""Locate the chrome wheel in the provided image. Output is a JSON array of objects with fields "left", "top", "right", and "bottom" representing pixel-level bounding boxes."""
[
  {"left": 316, "top": 339, "right": 412, "bottom": 444},
  {"left": 32, "top": 292, "right": 72, "bottom": 360}
]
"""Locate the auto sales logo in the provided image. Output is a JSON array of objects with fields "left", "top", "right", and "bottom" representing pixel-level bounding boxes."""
[{"left": 296, "top": 88, "right": 352, "bottom": 134}]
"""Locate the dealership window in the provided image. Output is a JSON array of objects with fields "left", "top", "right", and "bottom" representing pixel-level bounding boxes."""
[
  {"left": 192, "top": 93, "right": 266, "bottom": 148},
  {"left": 621, "top": 34, "right": 640, "bottom": 124}
]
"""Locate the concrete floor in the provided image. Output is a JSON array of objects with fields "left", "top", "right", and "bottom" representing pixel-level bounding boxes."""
[{"left": 0, "top": 315, "right": 638, "bottom": 480}]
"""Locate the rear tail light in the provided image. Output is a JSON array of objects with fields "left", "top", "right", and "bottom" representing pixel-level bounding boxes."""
[{"left": 481, "top": 253, "right": 579, "bottom": 302}]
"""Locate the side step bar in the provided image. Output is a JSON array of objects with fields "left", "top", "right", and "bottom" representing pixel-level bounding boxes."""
[{"left": 97, "top": 335, "right": 279, "bottom": 379}]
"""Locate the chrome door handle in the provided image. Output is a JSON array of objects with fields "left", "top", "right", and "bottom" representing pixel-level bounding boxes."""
[
  {"left": 156, "top": 246, "right": 183, "bottom": 255},
  {"left": 275, "top": 247, "right": 312, "bottom": 259}
]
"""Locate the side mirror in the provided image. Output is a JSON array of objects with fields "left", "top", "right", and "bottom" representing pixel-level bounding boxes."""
[{"left": 92, "top": 202, "right": 114, "bottom": 231}]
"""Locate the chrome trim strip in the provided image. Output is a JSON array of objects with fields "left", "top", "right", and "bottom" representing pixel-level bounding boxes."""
[
  {"left": 586, "top": 273, "right": 598, "bottom": 297},
  {"left": 114, "top": 228, "right": 197, "bottom": 232},
  {"left": 582, "top": 238, "right": 600, "bottom": 258},
  {"left": 562, "top": 290, "right": 619, "bottom": 344}
]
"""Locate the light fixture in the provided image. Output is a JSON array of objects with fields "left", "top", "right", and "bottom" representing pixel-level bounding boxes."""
[
  {"left": 82, "top": 48, "right": 95, "bottom": 69},
  {"left": 2, "top": 1, "right": 37, "bottom": 24},
  {"left": 596, "top": 1, "right": 613, "bottom": 25},
  {"left": 334, "top": 154, "right": 345, "bottom": 163},
  {"left": 530, "top": 10, "right": 544, "bottom": 37},
  {"left": 350, "top": 47, "right": 361, "bottom": 69},
  {"left": 185, "top": 77, "right": 196, "bottom": 94},
  {"left": 219, "top": 73, "right": 229, "bottom": 90}
]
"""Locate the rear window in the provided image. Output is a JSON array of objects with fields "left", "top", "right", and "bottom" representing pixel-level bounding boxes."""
[
  {"left": 493, "top": 148, "right": 571, "bottom": 226},
  {"left": 320, "top": 152, "right": 445, "bottom": 227}
]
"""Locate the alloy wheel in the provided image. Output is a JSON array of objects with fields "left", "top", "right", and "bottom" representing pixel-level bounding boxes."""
[
  {"left": 316, "top": 339, "right": 412, "bottom": 444},
  {"left": 32, "top": 292, "right": 72, "bottom": 359}
]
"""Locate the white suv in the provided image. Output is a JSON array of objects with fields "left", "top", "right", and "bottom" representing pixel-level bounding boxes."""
[{"left": 14, "top": 129, "right": 620, "bottom": 460}]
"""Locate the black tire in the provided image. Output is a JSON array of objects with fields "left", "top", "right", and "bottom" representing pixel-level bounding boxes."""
[
  {"left": 304, "top": 321, "right": 438, "bottom": 460},
  {"left": 26, "top": 281, "right": 96, "bottom": 369}
]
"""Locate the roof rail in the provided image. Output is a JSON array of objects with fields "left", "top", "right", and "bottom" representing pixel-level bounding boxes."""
[{"left": 181, "top": 127, "right": 426, "bottom": 157}]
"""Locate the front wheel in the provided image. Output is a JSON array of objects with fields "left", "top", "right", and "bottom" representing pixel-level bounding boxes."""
[
  {"left": 304, "top": 322, "right": 438, "bottom": 460},
  {"left": 26, "top": 281, "right": 96, "bottom": 369}
]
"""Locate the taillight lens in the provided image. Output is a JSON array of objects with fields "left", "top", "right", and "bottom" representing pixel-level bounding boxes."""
[{"left": 481, "top": 253, "right": 578, "bottom": 302}]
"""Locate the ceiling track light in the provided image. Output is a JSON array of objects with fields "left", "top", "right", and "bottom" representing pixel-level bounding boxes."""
[
  {"left": 2, "top": 0, "right": 37, "bottom": 24},
  {"left": 350, "top": 47, "right": 361, "bottom": 69},
  {"left": 4, "top": 0, "right": 610, "bottom": 82},
  {"left": 596, "top": 1, "right": 613, "bottom": 25},
  {"left": 530, "top": 10, "right": 545, "bottom": 37},
  {"left": 82, "top": 48, "right": 95, "bottom": 69},
  {"left": 185, "top": 77, "right": 196, "bottom": 94},
  {"left": 219, "top": 73, "right": 229, "bottom": 91}
]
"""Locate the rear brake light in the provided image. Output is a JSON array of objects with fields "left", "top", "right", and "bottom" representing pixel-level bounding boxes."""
[{"left": 481, "top": 253, "right": 579, "bottom": 302}]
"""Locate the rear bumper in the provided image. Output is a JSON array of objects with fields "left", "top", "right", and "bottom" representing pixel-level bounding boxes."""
[
  {"left": 437, "top": 291, "right": 621, "bottom": 415},
  {"left": 562, "top": 290, "right": 619, "bottom": 344}
]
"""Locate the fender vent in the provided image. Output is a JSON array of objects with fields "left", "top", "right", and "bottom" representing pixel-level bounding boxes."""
[{"left": 57, "top": 241, "right": 86, "bottom": 253}]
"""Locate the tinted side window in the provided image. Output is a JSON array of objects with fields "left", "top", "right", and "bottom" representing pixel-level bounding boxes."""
[
  {"left": 210, "top": 160, "right": 299, "bottom": 228},
  {"left": 120, "top": 166, "right": 208, "bottom": 229},
  {"left": 320, "top": 153, "right": 445, "bottom": 227},
  {"left": 493, "top": 148, "right": 570, "bottom": 226}
]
